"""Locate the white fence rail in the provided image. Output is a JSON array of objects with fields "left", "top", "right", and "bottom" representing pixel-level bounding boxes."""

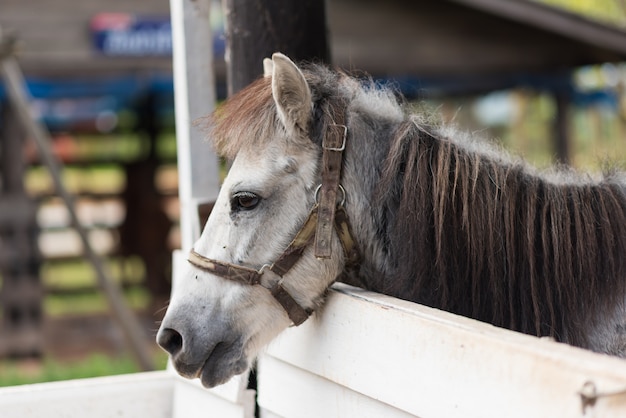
[
  {"left": 0, "top": 371, "right": 254, "bottom": 418},
  {"left": 2, "top": 285, "right": 626, "bottom": 417},
  {"left": 258, "top": 283, "right": 626, "bottom": 418}
]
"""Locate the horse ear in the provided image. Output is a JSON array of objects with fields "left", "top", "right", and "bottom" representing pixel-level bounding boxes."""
[
  {"left": 271, "top": 53, "right": 312, "bottom": 134},
  {"left": 263, "top": 58, "right": 273, "bottom": 77}
]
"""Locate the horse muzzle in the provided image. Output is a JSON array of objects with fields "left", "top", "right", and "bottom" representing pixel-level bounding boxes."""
[{"left": 157, "top": 310, "right": 248, "bottom": 388}]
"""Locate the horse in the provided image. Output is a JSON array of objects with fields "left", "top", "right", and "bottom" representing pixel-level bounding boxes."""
[{"left": 157, "top": 53, "right": 626, "bottom": 388}]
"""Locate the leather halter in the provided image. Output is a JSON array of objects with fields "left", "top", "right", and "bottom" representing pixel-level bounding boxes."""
[{"left": 188, "top": 106, "right": 359, "bottom": 326}]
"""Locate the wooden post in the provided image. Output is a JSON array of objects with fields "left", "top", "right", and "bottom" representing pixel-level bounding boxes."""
[
  {"left": 554, "top": 90, "right": 571, "bottom": 165},
  {"left": 120, "top": 91, "right": 173, "bottom": 311},
  {"left": 170, "top": 0, "right": 220, "bottom": 253},
  {"left": 0, "top": 103, "right": 43, "bottom": 358},
  {"left": 222, "top": 0, "right": 330, "bottom": 94},
  {"left": 221, "top": 0, "right": 330, "bottom": 401}
]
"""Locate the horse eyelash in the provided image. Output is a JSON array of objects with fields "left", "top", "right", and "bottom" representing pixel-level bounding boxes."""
[{"left": 231, "top": 191, "right": 262, "bottom": 211}]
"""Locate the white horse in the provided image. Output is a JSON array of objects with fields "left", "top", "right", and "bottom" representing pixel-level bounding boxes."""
[{"left": 158, "top": 53, "right": 626, "bottom": 388}]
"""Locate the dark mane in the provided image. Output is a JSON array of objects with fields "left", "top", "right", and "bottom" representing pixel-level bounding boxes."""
[{"left": 377, "top": 119, "right": 626, "bottom": 346}]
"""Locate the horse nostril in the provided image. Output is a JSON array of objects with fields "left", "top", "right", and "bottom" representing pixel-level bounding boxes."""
[{"left": 157, "top": 328, "right": 184, "bottom": 356}]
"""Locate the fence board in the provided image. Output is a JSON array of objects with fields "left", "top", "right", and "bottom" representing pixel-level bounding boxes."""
[
  {"left": 0, "top": 371, "right": 173, "bottom": 418},
  {"left": 0, "top": 371, "right": 254, "bottom": 418},
  {"left": 172, "top": 378, "right": 255, "bottom": 418},
  {"left": 258, "top": 355, "right": 415, "bottom": 418},
  {"left": 258, "top": 283, "right": 626, "bottom": 418}
]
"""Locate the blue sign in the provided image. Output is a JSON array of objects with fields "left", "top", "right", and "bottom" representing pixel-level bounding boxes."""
[{"left": 91, "top": 13, "right": 172, "bottom": 56}]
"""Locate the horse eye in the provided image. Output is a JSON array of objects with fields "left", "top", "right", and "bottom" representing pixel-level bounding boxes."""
[{"left": 232, "top": 192, "right": 261, "bottom": 211}]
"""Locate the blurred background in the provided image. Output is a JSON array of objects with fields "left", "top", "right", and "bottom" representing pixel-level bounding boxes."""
[{"left": 0, "top": 0, "right": 625, "bottom": 385}]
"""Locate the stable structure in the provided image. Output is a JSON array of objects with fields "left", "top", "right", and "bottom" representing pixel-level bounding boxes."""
[{"left": 328, "top": 0, "right": 626, "bottom": 87}]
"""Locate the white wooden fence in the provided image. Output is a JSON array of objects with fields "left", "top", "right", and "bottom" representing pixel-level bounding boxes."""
[
  {"left": 0, "top": 370, "right": 254, "bottom": 418},
  {"left": 258, "top": 283, "right": 626, "bottom": 418},
  {"left": 2, "top": 282, "right": 626, "bottom": 417}
]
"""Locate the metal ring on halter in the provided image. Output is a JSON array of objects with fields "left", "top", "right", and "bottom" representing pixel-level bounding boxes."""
[
  {"left": 257, "top": 263, "right": 272, "bottom": 275},
  {"left": 314, "top": 184, "right": 346, "bottom": 207}
]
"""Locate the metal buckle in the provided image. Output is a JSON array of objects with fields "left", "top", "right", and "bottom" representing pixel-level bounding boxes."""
[
  {"left": 314, "top": 184, "right": 346, "bottom": 207},
  {"left": 323, "top": 124, "right": 347, "bottom": 151}
]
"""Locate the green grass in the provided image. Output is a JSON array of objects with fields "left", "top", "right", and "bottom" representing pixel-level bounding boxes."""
[
  {"left": 44, "top": 286, "right": 151, "bottom": 316},
  {"left": 40, "top": 256, "right": 150, "bottom": 316},
  {"left": 0, "top": 351, "right": 169, "bottom": 387}
]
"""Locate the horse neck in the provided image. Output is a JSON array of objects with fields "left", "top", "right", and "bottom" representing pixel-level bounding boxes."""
[
  {"left": 341, "top": 114, "right": 626, "bottom": 349},
  {"left": 340, "top": 112, "right": 400, "bottom": 290}
]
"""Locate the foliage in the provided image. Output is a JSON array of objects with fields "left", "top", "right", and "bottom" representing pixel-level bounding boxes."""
[
  {"left": 536, "top": 0, "right": 626, "bottom": 27},
  {"left": 0, "top": 351, "right": 168, "bottom": 387}
]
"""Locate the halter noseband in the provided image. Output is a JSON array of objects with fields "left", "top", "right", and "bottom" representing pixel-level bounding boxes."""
[{"left": 188, "top": 104, "right": 359, "bottom": 326}]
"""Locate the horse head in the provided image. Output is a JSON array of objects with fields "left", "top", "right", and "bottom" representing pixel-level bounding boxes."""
[{"left": 157, "top": 54, "right": 350, "bottom": 388}]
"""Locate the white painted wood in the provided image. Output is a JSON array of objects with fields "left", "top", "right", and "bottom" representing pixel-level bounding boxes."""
[
  {"left": 0, "top": 371, "right": 173, "bottom": 418},
  {"left": 170, "top": 0, "right": 220, "bottom": 252},
  {"left": 0, "top": 371, "right": 255, "bottom": 418},
  {"left": 172, "top": 378, "right": 256, "bottom": 418},
  {"left": 259, "top": 283, "right": 626, "bottom": 418},
  {"left": 258, "top": 355, "right": 415, "bottom": 418}
]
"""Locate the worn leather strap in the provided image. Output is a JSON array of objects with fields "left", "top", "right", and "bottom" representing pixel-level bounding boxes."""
[
  {"left": 334, "top": 206, "right": 360, "bottom": 267},
  {"left": 187, "top": 206, "right": 320, "bottom": 326},
  {"left": 188, "top": 250, "right": 262, "bottom": 285},
  {"left": 270, "top": 282, "right": 311, "bottom": 326},
  {"left": 270, "top": 205, "right": 319, "bottom": 276},
  {"left": 315, "top": 102, "right": 348, "bottom": 259},
  {"left": 189, "top": 248, "right": 311, "bottom": 325}
]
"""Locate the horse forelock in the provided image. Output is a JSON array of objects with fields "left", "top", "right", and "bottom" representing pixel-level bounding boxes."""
[
  {"left": 206, "top": 76, "right": 279, "bottom": 160},
  {"left": 206, "top": 63, "right": 404, "bottom": 160}
]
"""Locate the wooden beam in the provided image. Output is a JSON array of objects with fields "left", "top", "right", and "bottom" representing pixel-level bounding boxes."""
[{"left": 448, "top": 0, "right": 626, "bottom": 54}]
